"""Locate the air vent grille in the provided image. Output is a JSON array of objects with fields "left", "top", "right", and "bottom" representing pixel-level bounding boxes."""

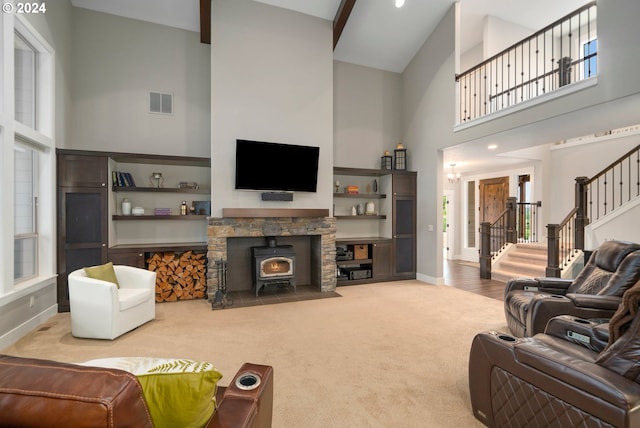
[{"left": 149, "top": 91, "right": 173, "bottom": 115}]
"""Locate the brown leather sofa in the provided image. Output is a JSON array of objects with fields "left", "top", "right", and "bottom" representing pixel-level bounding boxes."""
[
  {"left": 504, "top": 239, "right": 640, "bottom": 337},
  {"left": 469, "top": 309, "right": 640, "bottom": 428},
  {"left": 0, "top": 354, "right": 273, "bottom": 428}
]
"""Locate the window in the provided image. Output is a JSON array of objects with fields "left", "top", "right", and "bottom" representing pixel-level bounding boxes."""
[
  {"left": 14, "top": 142, "right": 38, "bottom": 282},
  {"left": 583, "top": 39, "right": 597, "bottom": 78},
  {"left": 0, "top": 15, "right": 55, "bottom": 294},
  {"left": 14, "top": 32, "right": 37, "bottom": 129}
]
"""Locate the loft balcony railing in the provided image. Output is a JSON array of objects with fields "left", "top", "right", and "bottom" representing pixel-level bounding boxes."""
[{"left": 456, "top": 2, "right": 597, "bottom": 124}]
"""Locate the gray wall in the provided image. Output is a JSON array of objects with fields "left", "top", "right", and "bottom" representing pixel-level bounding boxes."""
[
  {"left": 69, "top": 7, "right": 211, "bottom": 157},
  {"left": 210, "top": 0, "right": 333, "bottom": 217},
  {"left": 333, "top": 61, "right": 403, "bottom": 169},
  {"left": 401, "top": 5, "right": 456, "bottom": 284}
]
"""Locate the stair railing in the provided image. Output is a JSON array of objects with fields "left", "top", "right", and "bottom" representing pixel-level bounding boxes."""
[
  {"left": 546, "top": 143, "right": 640, "bottom": 276},
  {"left": 480, "top": 197, "right": 516, "bottom": 279},
  {"left": 517, "top": 201, "right": 542, "bottom": 243},
  {"left": 546, "top": 208, "right": 579, "bottom": 277}
]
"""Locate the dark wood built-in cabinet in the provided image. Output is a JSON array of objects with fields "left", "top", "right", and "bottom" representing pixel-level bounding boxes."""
[
  {"left": 333, "top": 167, "right": 417, "bottom": 286},
  {"left": 56, "top": 153, "right": 109, "bottom": 311},
  {"left": 336, "top": 238, "right": 393, "bottom": 285},
  {"left": 56, "top": 149, "right": 210, "bottom": 312}
]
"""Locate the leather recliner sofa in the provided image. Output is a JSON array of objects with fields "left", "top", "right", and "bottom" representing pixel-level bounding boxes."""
[
  {"left": 0, "top": 354, "right": 273, "bottom": 428},
  {"left": 469, "top": 280, "right": 640, "bottom": 428},
  {"left": 504, "top": 239, "right": 640, "bottom": 337}
]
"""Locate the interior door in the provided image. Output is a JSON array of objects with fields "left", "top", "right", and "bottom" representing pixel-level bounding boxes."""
[{"left": 479, "top": 176, "right": 509, "bottom": 223}]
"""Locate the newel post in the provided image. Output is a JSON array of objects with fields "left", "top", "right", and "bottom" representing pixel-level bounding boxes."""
[
  {"left": 506, "top": 197, "right": 517, "bottom": 244},
  {"left": 574, "top": 176, "right": 589, "bottom": 251},
  {"left": 480, "top": 222, "right": 492, "bottom": 279},
  {"left": 546, "top": 223, "right": 561, "bottom": 277}
]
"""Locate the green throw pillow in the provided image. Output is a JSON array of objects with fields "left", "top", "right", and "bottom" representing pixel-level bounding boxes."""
[
  {"left": 84, "top": 262, "right": 120, "bottom": 288},
  {"left": 81, "top": 357, "right": 222, "bottom": 428}
]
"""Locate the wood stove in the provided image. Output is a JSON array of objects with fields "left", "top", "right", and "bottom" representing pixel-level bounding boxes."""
[{"left": 251, "top": 237, "right": 296, "bottom": 297}]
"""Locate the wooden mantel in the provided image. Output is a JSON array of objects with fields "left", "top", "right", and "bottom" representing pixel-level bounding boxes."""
[{"left": 222, "top": 208, "right": 330, "bottom": 218}]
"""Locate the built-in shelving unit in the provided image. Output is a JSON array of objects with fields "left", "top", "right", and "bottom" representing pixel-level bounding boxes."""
[
  {"left": 334, "top": 215, "right": 386, "bottom": 220},
  {"left": 333, "top": 193, "right": 386, "bottom": 199},
  {"left": 112, "top": 215, "right": 207, "bottom": 221},
  {"left": 113, "top": 186, "right": 209, "bottom": 194},
  {"left": 332, "top": 166, "right": 416, "bottom": 286}
]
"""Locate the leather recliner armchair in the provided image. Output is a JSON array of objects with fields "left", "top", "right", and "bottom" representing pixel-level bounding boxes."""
[
  {"left": 503, "top": 239, "right": 640, "bottom": 337},
  {"left": 469, "top": 301, "right": 640, "bottom": 428}
]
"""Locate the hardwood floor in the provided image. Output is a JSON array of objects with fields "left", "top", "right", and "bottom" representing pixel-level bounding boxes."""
[
  {"left": 444, "top": 260, "right": 506, "bottom": 300},
  {"left": 213, "top": 260, "right": 506, "bottom": 310}
]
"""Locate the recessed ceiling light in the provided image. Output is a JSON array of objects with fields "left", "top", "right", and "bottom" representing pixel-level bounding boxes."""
[
  {"left": 395, "top": 0, "right": 405, "bottom": 8},
  {"left": 487, "top": 144, "right": 498, "bottom": 150}
]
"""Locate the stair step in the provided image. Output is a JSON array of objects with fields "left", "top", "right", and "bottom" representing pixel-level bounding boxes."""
[
  {"left": 506, "top": 251, "right": 547, "bottom": 264},
  {"left": 500, "top": 259, "right": 545, "bottom": 269},
  {"left": 514, "top": 243, "right": 546, "bottom": 250},
  {"left": 492, "top": 268, "right": 545, "bottom": 283}
]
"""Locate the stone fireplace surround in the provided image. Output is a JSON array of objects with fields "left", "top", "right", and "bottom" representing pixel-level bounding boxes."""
[{"left": 206, "top": 209, "right": 336, "bottom": 300}]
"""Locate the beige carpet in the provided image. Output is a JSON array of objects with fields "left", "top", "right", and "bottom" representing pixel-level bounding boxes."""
[{"left": 3, "top": 280, "right": 508, "bottom": 427}]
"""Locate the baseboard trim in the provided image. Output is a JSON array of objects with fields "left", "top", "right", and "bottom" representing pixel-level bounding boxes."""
[
  {"left": 417, "top": 272, "right": 444, "bottom": 285},
  {"left": 0, "top": 304, "right": 58, "bottom": 351}
]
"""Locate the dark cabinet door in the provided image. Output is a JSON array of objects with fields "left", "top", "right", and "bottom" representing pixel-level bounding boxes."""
[
  {"left": 57, "top": 154, "right": 109, "bottom": 188},
  {"left": 393, "top": 196, "right": 416, "bottom": 277},
  {"left": 392, "top": 172, "right": 417, "bottom": 279},
  {"left": 372, "top": 240, "right": 392, "bottom": 280},
  {"left": 392, "top": 173, "right": 417, "bottom": 196},
  {"left": 108, "top": 249, "right": 146, "bottom": 268},
  {"left": 56, "top": 186, "right": 108, "bottom": 312}
]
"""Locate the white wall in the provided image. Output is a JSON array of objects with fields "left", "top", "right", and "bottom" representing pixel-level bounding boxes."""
[
  {"left": 210, "top": 0, "right": 333, "bottom": 217},
  {"left": 333, "top": 61, "right": 403, "bottom": 169},
  {"left": 70, "top": 7, "right": 211, "bottom": 157},
  {"left": 548, "top": 133, "right": 640, "bottom": 219},
  {"left": 483, "top": 15, "right": 535, "bottom": 59},
  {"left": 585, "top": 198, "right": 640, "bottom": 249}
]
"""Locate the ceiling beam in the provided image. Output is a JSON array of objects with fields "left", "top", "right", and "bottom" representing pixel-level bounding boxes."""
[
  {"left": 200, "top": 0, "right": 211, "bottom": 44},
  {"left": 333, "top": 0, "right": 356, "bottom": 49}
]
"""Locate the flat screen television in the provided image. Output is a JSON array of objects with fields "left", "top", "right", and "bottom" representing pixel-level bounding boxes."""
[{"left": 235, "top": 139, "right": 320, "bottom": 192}]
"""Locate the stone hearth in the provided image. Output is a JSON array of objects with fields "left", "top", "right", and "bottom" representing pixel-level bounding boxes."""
[{"left": 207, "top": 216, "right": 336, "bottom": 300}]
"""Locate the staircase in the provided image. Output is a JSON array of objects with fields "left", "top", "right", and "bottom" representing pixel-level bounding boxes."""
[{"left": 491, "top": 243, "right": 547, "bottom": 283}]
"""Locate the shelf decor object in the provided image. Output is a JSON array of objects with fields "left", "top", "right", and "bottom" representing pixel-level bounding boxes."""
[
  {"left": 149, "top": 172, "right": 164, "bottom": 188},
  {"left": 393, "top": 143, "right": 407, "bottom": 171},
  {"left": 381, "top": 151, "right": 393, "bottom": 170}
]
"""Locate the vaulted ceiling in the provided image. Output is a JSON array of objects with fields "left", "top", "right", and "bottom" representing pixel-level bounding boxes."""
[
  {"left": 69, "top": 0, "right": 594, "bottom": 173},
  {"left": 71, "top": 0, "right": 589, "bottom": 74}
]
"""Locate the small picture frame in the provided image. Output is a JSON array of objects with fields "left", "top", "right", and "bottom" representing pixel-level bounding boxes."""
[{"left": 192, "top": 201, "right": 211, "bottom": 216}]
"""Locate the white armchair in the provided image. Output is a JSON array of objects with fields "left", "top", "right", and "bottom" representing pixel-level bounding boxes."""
[{"left": 68, "top": 265, "right": 156, "bottom": 340}]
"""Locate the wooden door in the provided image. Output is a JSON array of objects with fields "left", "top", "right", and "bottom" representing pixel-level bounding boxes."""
[{"left": 479, "top": 177, "right": 509, "bottom": 223}]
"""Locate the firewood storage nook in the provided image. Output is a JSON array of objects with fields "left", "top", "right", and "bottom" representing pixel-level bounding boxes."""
[{"left": 147, "top": 251, "right": 207, "bottom": 302}]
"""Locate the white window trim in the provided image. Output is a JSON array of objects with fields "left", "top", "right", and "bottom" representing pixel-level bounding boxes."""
[{"left": 0, "top": 13, "right": 56, "bottom": 295}]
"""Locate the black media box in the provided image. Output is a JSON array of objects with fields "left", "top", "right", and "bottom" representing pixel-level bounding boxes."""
[{"left": 341, "top": 267, "right": 372, "bottom": 280}]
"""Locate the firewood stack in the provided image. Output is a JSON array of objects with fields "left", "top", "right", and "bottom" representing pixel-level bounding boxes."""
[{"left": 147, "top": 251, "right": 207, "bottom": 302}]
